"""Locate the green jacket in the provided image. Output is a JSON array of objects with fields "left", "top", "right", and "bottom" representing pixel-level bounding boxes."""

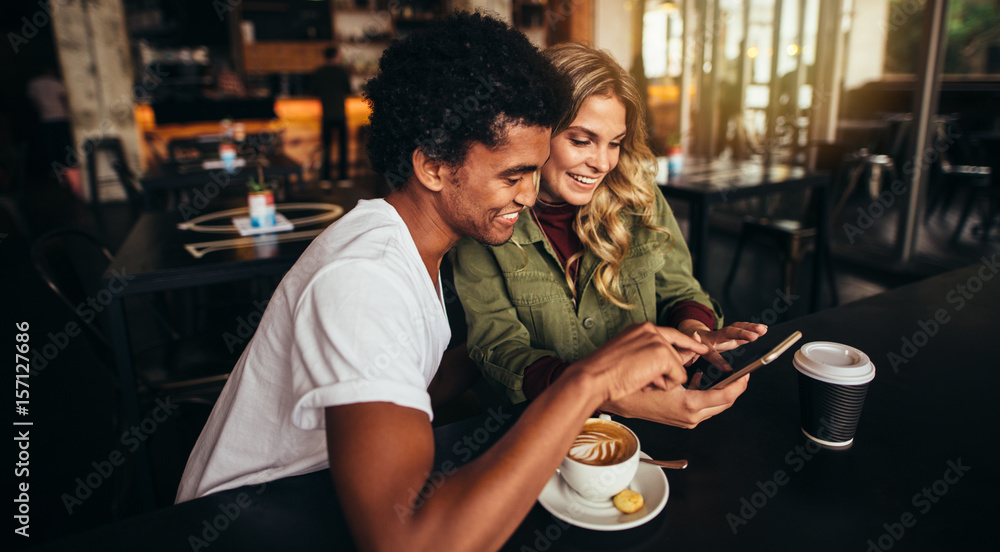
[{"left": 453, "top": 184, "right": 721, "bottom": 404}]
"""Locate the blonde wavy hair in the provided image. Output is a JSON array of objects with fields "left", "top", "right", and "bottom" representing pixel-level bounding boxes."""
[{"left": 542, "top": 43, "right": 671, "bottom": 309}]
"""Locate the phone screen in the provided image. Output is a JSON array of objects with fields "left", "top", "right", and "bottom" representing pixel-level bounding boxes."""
[
  {"left": 695, "top": 331, "right": 802, "bottom": 390},
  {"left": 698, "top": 364, "right": 749, "bottom": 390},
  {"left": 694, "top": 360, "right": 740, "bottom": 390}
]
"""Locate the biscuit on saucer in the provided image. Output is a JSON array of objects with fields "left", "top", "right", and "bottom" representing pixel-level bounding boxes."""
[{"left": 613, "top": 489, "right": 644, "bottom": 513}]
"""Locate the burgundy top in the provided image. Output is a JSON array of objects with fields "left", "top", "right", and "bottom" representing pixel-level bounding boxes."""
[
  {"left": 522, "top": 201, "right": 716, "bottom": 400},
  {"left": 531, "top": 199, "right": 582, "bottom": 284}
]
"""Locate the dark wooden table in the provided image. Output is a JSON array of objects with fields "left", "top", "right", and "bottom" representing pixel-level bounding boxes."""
[
  {"left": 165, "top": 131, "right": 282, "bottom": 163},
  {"left": 836, "top": 118, "right": 894, "bottom": 150},
  {"left": 98, "top": 206, "right": 338, "bottom": 510},
  {"left": 140, "top": 154, "right": 303, "bottom": 210},
  {"left": 34, "top": 261, "right": 998, "bottom": 551},
  {"left": 656, "top": 159, "right": 831, "bottom": 310}
]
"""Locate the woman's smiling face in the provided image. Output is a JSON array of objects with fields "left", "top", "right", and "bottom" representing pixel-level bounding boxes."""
[{"left": 538, "top": 93, "right": 627, "bottom": 205}]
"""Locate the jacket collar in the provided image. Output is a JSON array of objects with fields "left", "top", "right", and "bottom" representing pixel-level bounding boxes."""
[
  {"left": 510, "top": 209, "right": 546, "bottom": 245},
  {"left": 510, "top": 209, "right": 600, "bottom": 297}
]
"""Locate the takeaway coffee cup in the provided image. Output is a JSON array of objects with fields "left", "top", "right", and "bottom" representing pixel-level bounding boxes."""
[
  {"left": 793, "top": 342, "right": 875, "bottom": 448},
  {"left": 559, "top": 415, "right": 640, "bottom": 502}
]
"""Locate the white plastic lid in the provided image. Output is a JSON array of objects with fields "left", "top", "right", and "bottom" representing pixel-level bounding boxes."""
[{"left": 792, "top": 341, "right": 875, "bottom": 385}]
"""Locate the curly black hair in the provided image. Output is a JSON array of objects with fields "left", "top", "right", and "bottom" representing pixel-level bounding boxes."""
[{"left": 363, "top": 11, "right": 569, "bottom": 188}]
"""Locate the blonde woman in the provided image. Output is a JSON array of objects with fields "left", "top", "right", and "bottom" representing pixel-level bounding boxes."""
[{"left": 453, "top": 43, "right": 766, "bottom": 427}]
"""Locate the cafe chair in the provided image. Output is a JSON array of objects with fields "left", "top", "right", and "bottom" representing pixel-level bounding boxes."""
[
  {"left": 0, "top": 141, "right": 28, "bottom": 191},
  {"left": 830, "top": 113, "right": 912, "bottom": 223},
  {"left": 0, "top": 195, "right": 32, "bottom": 244},
  {"left": 110, "top": 159, "right": 147, "bottom": 216},
  {"left": 721, "top": 208, "right": 838, "bottom": 309},
  {"left": 950, "top": 135, "right": 999, "bottom": 242},
  {"left": 723, "top": 143, "right": 840, "bottom": 310},
  {"left": 923, "top": 118, "right": 994, "bottom": 241},
  {"left": 29, "top": 228, "right": 236, "bottom": 399},
  {"left": 30, "top": 228, "right": 239, "bottom": 510},
  {"left": 85, "top": 137, "right": 132, "bottom": 206}
]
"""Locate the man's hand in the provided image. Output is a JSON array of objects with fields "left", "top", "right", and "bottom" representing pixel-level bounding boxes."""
[
  {"left": 323, "top": 322, "right": 712, "bottom": 552},
  {"left": 572, "top": 322, "right": 710, "bottom": 404}
]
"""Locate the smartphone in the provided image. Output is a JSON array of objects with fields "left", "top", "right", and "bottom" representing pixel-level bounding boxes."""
[{"left": 698, "top": 331, "right": 803, "bottom": 390}]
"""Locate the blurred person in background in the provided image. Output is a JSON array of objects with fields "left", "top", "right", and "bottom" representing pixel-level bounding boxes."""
[
  {"left": 207, "top": 57, "right": 246, "bottom": 99},
  {"left": 311, "top": 45, "right": 351, "bottom": 184},
  {"left": 26, "top": 65, "right": 72, "bottom": 178}
]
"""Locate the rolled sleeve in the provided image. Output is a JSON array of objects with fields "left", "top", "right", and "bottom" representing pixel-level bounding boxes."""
[{"left": 290, "top": 262, "right": 435, "bottom": 428}]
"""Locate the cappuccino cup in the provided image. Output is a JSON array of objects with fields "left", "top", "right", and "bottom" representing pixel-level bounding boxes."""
[{"left": 559, "top": 415, "right": 640, "bottom": 502}]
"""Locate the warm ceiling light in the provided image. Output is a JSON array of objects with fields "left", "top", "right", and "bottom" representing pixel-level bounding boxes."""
[
  {"left": 787, "top": 44, "right": 799, "bottom": 56},
  {"left": 747, "top": 46, "right": 759, "bottom": 58}
]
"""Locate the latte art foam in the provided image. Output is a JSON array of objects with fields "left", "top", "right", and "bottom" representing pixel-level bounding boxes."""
[{"left": 567, "top": 420, "right": 638, "bottom": 466}]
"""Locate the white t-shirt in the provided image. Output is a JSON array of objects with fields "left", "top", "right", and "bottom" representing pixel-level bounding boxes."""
[{"left": 176, "top": 199, "right": 451, "bottom": 502}]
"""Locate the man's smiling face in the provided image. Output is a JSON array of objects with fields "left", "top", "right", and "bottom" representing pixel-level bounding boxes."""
[{"left": 439, "top": 123, "right": 551, "bottom": 246}]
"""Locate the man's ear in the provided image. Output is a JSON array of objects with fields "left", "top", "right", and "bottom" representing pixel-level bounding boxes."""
[{"left": 411, "top": 148, "right": 446, "bottom": 192}]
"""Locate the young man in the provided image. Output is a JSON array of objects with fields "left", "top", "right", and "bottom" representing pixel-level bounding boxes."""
[{"left": 177, "top": 13, "right": 734, "bottom": 550}]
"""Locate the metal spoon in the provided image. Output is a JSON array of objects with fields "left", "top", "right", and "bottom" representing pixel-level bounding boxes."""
[{"left": 640, "top": 457, "right": 688, "bottom": 469}]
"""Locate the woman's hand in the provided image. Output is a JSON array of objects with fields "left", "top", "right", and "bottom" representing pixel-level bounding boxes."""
[
  {"left": 676, "top": 320, "right": 768, "bottom": 371},
  {"left": 599, "top": 373, "right": 750, "bottom": 428},
  {"left": 595, "top": 320, "right": 761, "bottom": 428}
]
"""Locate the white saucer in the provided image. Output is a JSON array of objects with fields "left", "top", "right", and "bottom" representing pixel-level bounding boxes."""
[{"left": 537, "top": 452, "right": 669, "bottom": 531}]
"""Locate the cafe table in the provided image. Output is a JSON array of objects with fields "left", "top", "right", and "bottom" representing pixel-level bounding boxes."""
[
  {"left": 657, "top": 158, "right": 831, "bottom": 311},
  {"left": 99, "top": 201, "right": 345, "bottom": 510},
  {"left": 31, "top": 260, "right": 997, "bottom": 551},
  {"left": 140, "top": 153, "right": 304, "bottom": 210}
]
